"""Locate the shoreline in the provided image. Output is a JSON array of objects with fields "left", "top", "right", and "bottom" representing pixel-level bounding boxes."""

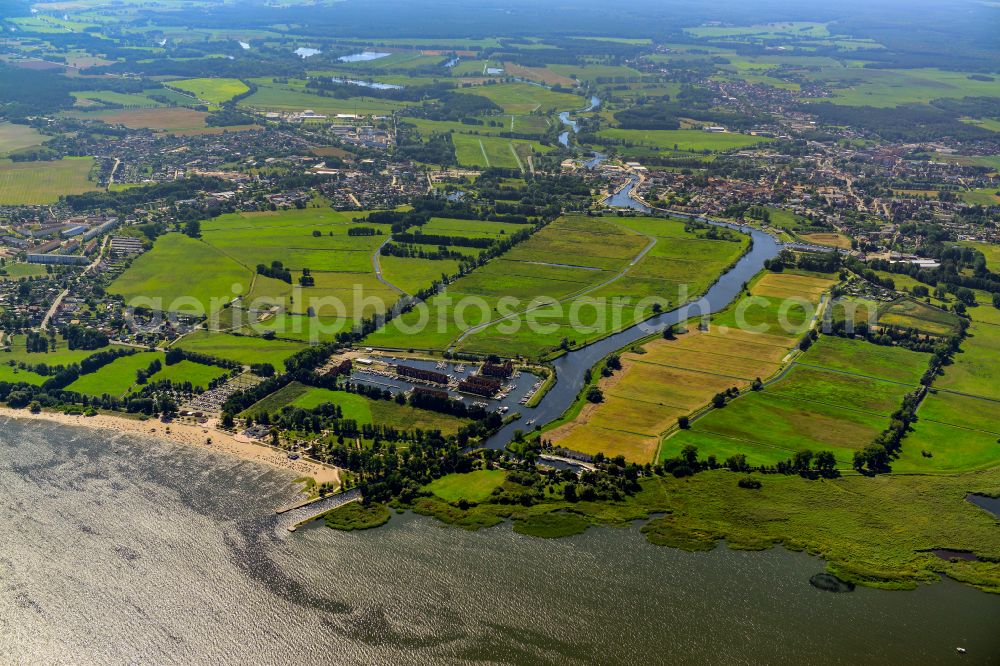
[{"left": 0, "top": 406, "right": 341, "bottom": 486}]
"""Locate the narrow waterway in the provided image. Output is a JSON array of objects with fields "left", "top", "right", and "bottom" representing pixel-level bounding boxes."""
[
  {"left": 484, "top": 180, "right": 778, "bottom": 449},
  {"left": 2, "top": 418, "right": 998, "bottom": 664}
]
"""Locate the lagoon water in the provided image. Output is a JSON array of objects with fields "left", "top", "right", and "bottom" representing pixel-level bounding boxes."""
[{"left": 2, "top": 418, "right": 1000, "bottom": 664}]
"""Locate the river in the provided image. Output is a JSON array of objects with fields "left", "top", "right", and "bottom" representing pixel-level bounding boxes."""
[
  {"left": 483, "top": 186, "right": 778, "bottom": 450},
  {"left": 2, "top": 418, "right": 998, "bottom": 664}
]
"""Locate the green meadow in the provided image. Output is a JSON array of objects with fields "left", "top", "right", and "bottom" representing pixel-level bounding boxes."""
[{"left": 0, "top": 157, "right": 96, "bottom": 205}]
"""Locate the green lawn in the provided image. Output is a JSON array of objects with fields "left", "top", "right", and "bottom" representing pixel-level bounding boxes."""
[
  {"left": 425, "top": 469, "right": 507, "bottom": 503},
  {"left": 935, "top": 322, "right": 1000, "bottom": 400},
  {"left": 0, "top": 363, "right": 48, "bottom": 386},
  {"left": 451, "top": 133, "right": 550, "bottom": 170}
]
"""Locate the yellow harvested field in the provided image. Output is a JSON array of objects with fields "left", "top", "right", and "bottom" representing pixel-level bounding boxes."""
[
  {"left": 798, "top": 232, "right": 852, "bottom": 250},
  {"left": 547, "top": 271, "right": 837, "bottom": 463},
  {"left": 555, "top": 424, "right": 659, "bottom": 462}
]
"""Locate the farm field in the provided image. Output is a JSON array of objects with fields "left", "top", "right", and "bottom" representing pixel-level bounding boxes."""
[
  {"left": 959, "top": 188, "right": 1000, "bottom": 206},
  {"left": 450, "top": 133, "right": 549, "bottom": 170},
  {"left": 239, "top": 80, "right": 410, "bottom": 116},
  {"left": 112, "top": 208, "right": 438, "bottom": 321},
  {"left": 0, "top": 157, "right": 96, "bottom": 204},
  {"left": 797, "top": 232, "right": 852, "bottom": 249},
  {"left": 460, "top": 217, "right": 751, "bottom": 358},
  {"left": 463, "top": 83, "right": 582, "bottom": 114},
  {"left": 109, "top": 233, "right": 252, "bottom": 315},
  {"left": 663, "top": 336, "right": 927, "bottom": 467},
  {"left": 171, "top": 330, "right": 306, "bottom": 369},
  {"left": 711, "top": 271, "right": 836, "bottom": 340},
  {"left": 547, "top": 270, "right": 834, "bottom": 462},
  {"left": 0, "top": 122, "right": 45, "bottom": 155},
  {"left": 597, "top": 128, "right": 771, "bottom": 152},
  {"left": 894, "top": 391, "right": 1000, "bottom": 473},
  {"left": 803, "top": 67, "right": 1000, "bottom": 107},
  {"left": 0, "top": 363, "right": 48, "bottom": 385},
  {"left": 796, "top": 334, "right": 931, "bottom": 384},
  {"left": 168, "top": 77, "right": 249, "bottom": 104},
  {"left": 367, "top": 215, "right": 745, "bottom": 358},
  {"left": 67, "top": 107, "right": 217, "bottom": 133},
  {"left": 377, "top": 255, "right": 459, "bottom": 296},
  {"left": 934, "top": 321, "right": 1000, "bottom": 400},
  {"left": 242, "top": 381, "right": 469, "bottom": 435}
]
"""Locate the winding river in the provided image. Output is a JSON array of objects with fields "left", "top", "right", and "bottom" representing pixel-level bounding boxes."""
[{"left": 484, "top": 181, "right": 779, "bottom": 450}]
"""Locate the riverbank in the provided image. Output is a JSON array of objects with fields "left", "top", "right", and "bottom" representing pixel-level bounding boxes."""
[{"left": 0, "top": 406, "right": 341, "bottom": 486}]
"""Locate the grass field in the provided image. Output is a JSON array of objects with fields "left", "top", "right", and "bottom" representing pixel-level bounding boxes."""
[
  {"left": 0, "top": 122, "right": 45, "bottom": 155},
  {"left": 242, "top": 381, "right": 469, "bottom": 435},
  {"left": 425, "top": 469, "right": 507, "bottom": 502},
  {"left": 895, "top": 391, "right": 1000, "bottom": 473},
  {"left": 547, "top": 271, "right": 834, "bottom": 462},
  {"left": 935, "top": 321, "right": 1000, "bottom": 400},
  {"left": 598, "top": 128, "right": 771, "bottom": 153},
  {"left": 663, "top": 336, "right": 927, "bottom": 468},
  {"left": 463, "top": 83, "right": 582, "bottom": 114},
  {"left": 1, "top": 335, "right": 124, "bottom": 367},
  {"left": 240, "top": 79, "right": 410, "bottom": 116},
  {"left": 65, "top": 352, "right": 161, "bottom": 397},
  {"left": 0, "top": 363, "right": 48, "bottom": 386},
  {"left": 0, "top": 157, "right": 96, "bottom": 204},
  {"left": 369, "top": 215, "right": 746, "bottom": 358},
  {"left": 168, "top": 78, "right": 249, "bottom": 104},
  {"left": 171, "top": 331, "right": 306, "bottom": 369},
  {"left": 451, "top": 133, "right": 550, "bottom": 170},
  {"left": 150, "top": 359, "right": 229, "bottom": 389},
  {"left": 800, "top": 67, "right": 1000, "bottom": 107},
  {"left": 109, "top": 233, "right": 252, "bottom": 315},
  {"left": 959, "top": 188, "right": 1000, "bottom": 206}
]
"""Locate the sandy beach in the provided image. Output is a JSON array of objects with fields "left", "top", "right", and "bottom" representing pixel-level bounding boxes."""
[{"left": 0, "top": 407, "right": 341, "bottom": 486}]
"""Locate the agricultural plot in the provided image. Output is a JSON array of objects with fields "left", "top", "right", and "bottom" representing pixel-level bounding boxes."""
[
  {"left": 959, "top": 188, "right": 1000, "bottom": 206},
  {"left": 663, "top": 336, "right": 928, "bottom": 467},
  {"left": 934, "top": 321, "right": 1000, "bottom": 400},
  {"left": 0, "top": 157, "right": 96, "bottom": 205},
  {"left": 549, "top": 328, "right": 788, "bottom": 462},
  {"left": 66, "top": 107, "right": 244, "bottom": 135},
  {"left": 796, "top": 334, "right": 931, "bottom": 384},
  {"left": 109, "top": 233, "right": 253, "bottom": 315},
  {"left": 370, "top": 215, "right": 649, "bottom": 356},
  {"left": 451, "top": 133, "right": 549, "bottom": 170},
  {"left": 548, "top": 270, "right": 834, "bottom": 462},
  {"left": 800, "top": 67, "right": 1000, "bottom": 107},
  {"left": 797, "top": 232, "right": 852, "bottom": 250},
  {"left": 463, "top": 83, "right": 582, "bottom": 114},
  {"left": 877, "top": 298, "right": 960, "bottom": 337},
  {"left": 0, "top": 122, "right": 45, "bottom": 155},
  {"left": 597, "top": 128, "right": 771, "bottom": 152},
  {"left": 167, "top": 78, "right": 249, "bottom": 104},
  {"left": 712, "top": 271, "right": 836, "bottom": 341},
  {"left": 895, "top": 392, "right": 1000, "bottom": 473}
]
